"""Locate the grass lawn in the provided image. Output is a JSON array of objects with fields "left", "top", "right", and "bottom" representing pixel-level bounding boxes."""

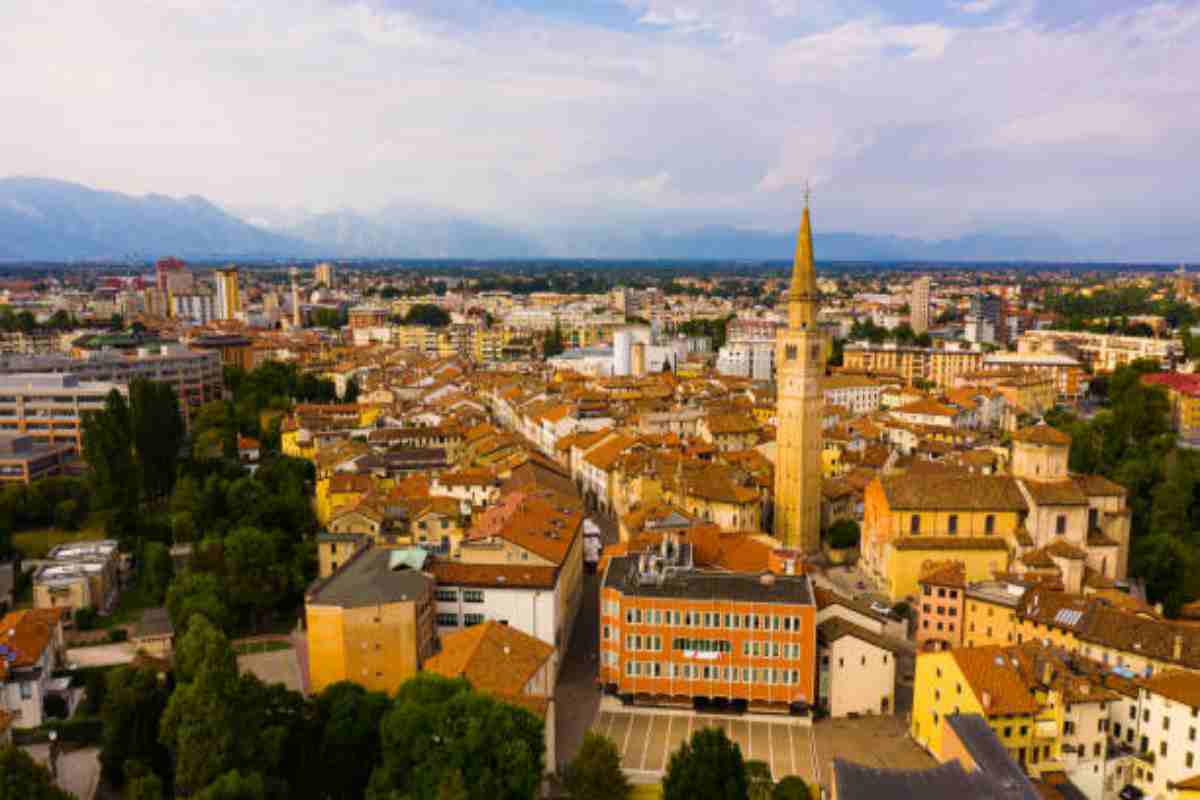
[
  {"left": 11, "top": 513, "right": 108, "bottom": 558},
  {"left": 234, "top": 640, "right": 294, "bottom": 655}
]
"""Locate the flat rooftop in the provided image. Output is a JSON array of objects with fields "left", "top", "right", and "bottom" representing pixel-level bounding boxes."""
[{"left": 604, "top": 554, "right": 813, "bottom": 606}]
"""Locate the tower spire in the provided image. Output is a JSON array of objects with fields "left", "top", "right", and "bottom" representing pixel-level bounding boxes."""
[{"left": 787, "top": 189, "right": 818, "bottom": 329}]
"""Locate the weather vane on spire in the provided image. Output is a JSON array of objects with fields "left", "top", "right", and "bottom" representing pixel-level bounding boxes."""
[{"left": 803, "top": 179, "right": 811, "bottom": 207}]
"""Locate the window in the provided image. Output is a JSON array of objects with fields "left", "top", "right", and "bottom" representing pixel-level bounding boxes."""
[
  {"left": 923, "top": 585, "right": 931, "bottom": 596},
  {"left": 436, "top": 588, "right": 457, "bottom": 602},
  {"left": 785, "top": 345, "right": 797, "bottom": 360},
  {"left": 1056, "top": 514, "right": 1067, "bottom": 535},
  {"left": 436, "top": 613, "right": 459, "bottom": 626},
  {"left": 948, "top": 514, "right": 958, "bottom": 535},
  {"left": 464, "top": 613, "right": 484, "bottom": 627},
  {"left": 1160, "top": 741, "right": 1168, "bottom": 758},
  {"left": 463, "top": 589, "right": 484, "bottom": 603},
  {"left": 911, "top": 514, "right": 921, "bottom": 533},
  {"left": 985, "top": 514, "right": 995, "bottom": 534}
]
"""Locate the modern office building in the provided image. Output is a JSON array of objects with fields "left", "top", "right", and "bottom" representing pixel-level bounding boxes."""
[
  {"left": 599, "top": 535, "right": 817, "bottom": 713},
  {"left": 0, "top": 346, "right": 223, "bottom": 421},
  {"left": 910, "top": 276, "right": 930, "bottom": 334},
  {"left": 0, "top": 374, "right": 125, "bottom": 452},
  {"left": 214, "top": 267, "right": 241, "bottom": 320}
]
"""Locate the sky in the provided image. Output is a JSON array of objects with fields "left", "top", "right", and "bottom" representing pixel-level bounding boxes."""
[{"left": 2, "top": 0, "right": 1199, "bottom": 245}]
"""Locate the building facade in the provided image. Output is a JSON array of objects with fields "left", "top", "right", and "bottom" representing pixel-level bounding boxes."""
[{"left": 599, "top": 543, "right": 817, "bottom": 712}]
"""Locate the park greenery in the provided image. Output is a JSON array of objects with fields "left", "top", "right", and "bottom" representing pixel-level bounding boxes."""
[
  {"left": 0, "top": 745, "right": 76, "bottom": 800},
  {"left": 86, "top": 621, "right": 548, "bottom": 800},
  {"left": 676, "top": 316, "right": 735, "bottom": 352},
  {"left": 847, "top": 318, "right": 932, "bottom": 348},
  {"left": 396, "top": 303, "right": 452, "bottom": 328},
  {"left": 1046, "top": 360, "right": 1200, "bottom": 615},
  {"left": 1043, "top": 286, "right": 1196, "bottom": 334}
]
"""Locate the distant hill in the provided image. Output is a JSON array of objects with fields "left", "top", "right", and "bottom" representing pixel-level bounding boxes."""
[
  {"left": 282, "top": 205, "right": 545, "bottom": 259},
  {"left": 0, "top": 176, "right": 1186, "bottom": 262},
  {"left": 0, "top": 177, "right": 313, "bottom": 260}
]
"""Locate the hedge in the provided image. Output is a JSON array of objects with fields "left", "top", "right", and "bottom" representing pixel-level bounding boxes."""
[{"left": 12, "top": 718, "right": 103, "bottom": 746}]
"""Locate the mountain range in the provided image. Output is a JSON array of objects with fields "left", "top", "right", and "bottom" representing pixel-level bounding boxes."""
[{"left": 0, "top": 177, "right": 1188, "bottom": 263}]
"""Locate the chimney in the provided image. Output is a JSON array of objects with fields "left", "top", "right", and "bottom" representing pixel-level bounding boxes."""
[
  {"left": 1175, "top": 633, "right": 1184, "bottom": 662},
  {"left": 981, "top": 690, "right": 992, "bottom": 710}
]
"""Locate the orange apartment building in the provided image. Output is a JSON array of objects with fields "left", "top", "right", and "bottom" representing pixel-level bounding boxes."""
[{"left": 599, "top": 536, "right": 817, "bottom": 714}]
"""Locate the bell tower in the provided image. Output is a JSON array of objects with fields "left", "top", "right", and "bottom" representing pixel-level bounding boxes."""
[{"left": 773, "top": 197, "right": 824, "bottom": 552}]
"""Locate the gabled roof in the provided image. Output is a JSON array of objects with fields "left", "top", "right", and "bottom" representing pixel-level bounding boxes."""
[
  {"left": 878, "top": 474, "right": 1027, "bottom": 512},
  {"left": 423, "top": 621, "right": 554, "bottom": 717}
]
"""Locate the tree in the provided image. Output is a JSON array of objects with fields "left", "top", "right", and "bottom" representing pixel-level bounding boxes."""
[
  {"left": 173, "top": 614, "right": 238, "bottom": 685},
  {"left": 124, "top": 772, "right": 165, "bottom": 800},
  {"left": 563, "top": 733, "right": 631, "bottom": 800},
  {"left": 662, "top": 727, "right": 748, "bottom": 800},
  {"left": 100, "top": 665, "right": 173, "bottom": 787},
  {"left": 771, "top": 777, "right": 809, "bottom": 800},
  {"left": 160, "top": 618, "right": 241, "bottom": 796},
  {"left": 223, "top": 527, "right": 290, "bottom": 630},
  {"left": 0, "top": 745, "right": 76, "bottom": 800},
  {"left": 193, "top": 771, "right": 266, "bottom": 800},
  {"left": 141, "top": 541, "right": 175, "bottom": 605},
  {"left": 745, "top": 760, "right": 773, "bottom": 800},
  {"left": 826, "top": 519, "right": 860, "bottom": 549},
  {"left": 82, "top": 388, "right": 140, "bottom": 513},
  {"left": 167, "top": 572, "right": 233, "bottom": 636},
  {"left": 313, "top": 682, "right": 390, "bottom": 800},
  {"left": 368, "top": 673, "right": 544, "bottom": 800},
  {"left": 436, "top": 769, "right": 468, "bottom": 800},
  {"left": 130, "top": 379, "right": 185, "bottom": 502},
  {"left": 403, "top": 304, "right": 451, "bottom": 328}
]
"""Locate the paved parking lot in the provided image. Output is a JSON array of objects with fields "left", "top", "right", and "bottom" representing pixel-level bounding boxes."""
[
  {"left": 592, "top": 707, "right": 934, "bottom": 791},
  {"left": 238, "top": 648, "right": 303, "bottom": 692},
  {"left": 591, "top": 708, "right": 818, "bottom": 785},
  {"left": 811, "top": 715, "right": 936, "bottom": 787}
]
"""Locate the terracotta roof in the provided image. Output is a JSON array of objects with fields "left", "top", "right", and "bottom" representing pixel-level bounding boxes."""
[
  {"left": 1012, "top": 424, "right": 1071, "bottom": 447},
  {"left": 0, "top": 608, "right": 64, "bottom": 680},
  {"left": 951, "top": 646, "right": 1041, "bottom": 716},
  {"left": 878, "top": 474, "right": 1027, "bottom": 512},
  {"left": 818, "top": 618, "right": 900, "bottom": 653},
  {"left": 894, "top": 399, "right": 961, "bottom": 417},
  {"left": 705, "top": 413, "right": 759, "bottom": 435},
  {"left": 1071, "top": 474, "right": 1125, "bottom": 497},
  {"left": 428, "top": 560, "right": 558, "bottom": 589},
  {"left": 583, "top": 433, "right": 639, "bottom": 471},
  {"left": 919, "top": 560, "right": 967, "bottom": 588},
  {"left": 1022, "top": 480, "right": 1088, "bottom": 506},
  {"left": 1143, "top": 670, "right": 1200, "bottom": 709},
  {"left": 464, "top": 491, "right": 583, "bottom": 565},
  {"left": 423, "top": 621, "right": 554, "bottom": 717}
]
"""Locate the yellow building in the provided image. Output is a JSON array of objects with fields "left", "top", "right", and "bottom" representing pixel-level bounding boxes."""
[
  {"left": 305, "top": 547, "right": 437, "bottom": 694},
  {"left": 912, "top": 643, "right": 1121, "bottom": 783},
  {"left": 315, "top": 473, "right": 377, "bottom": 526},
  {"left": 773, "top": 200, "right": 824, "bottom": 553},
  {"left": 214, "top": 267, "right": 241, "bottom": 320},
  {"left": 962, "top": 581, "right": 1023, "bottom": 648},
  {"left": 861, "top": 474, "right": 1021, "bottom": 601}
]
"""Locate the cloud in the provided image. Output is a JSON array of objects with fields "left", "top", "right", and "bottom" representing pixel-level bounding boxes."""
[
  {"left": 0, "top": 0, "right": 1197, "bottom": 246},
  {"left": 952, "top": 0, "right": 1003, "bottom": 13}
]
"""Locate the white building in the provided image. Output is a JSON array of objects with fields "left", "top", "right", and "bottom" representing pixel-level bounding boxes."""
[
  {"left": 823, "top": 374, "right": 883, "bottom": 414},
  {"left": 817, "top": 619, "right": 898, "bottom": 717}
]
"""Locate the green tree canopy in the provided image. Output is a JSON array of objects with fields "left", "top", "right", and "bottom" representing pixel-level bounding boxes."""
[
  {"left": 100, "top": 664, "right": 174, "bottom": 787},
  {"left": 403, "top": 304, "right": 451, "bottom": 328},
  {"left": 563, "top": 732, "right": 631, "bottom": 800},
  {"left": 662, "top": 727, "right": 749, "bottom": 800},
  {"left": 0, "top": 745, "right": 76, "bottom": 800},
  {"left": 368, "top": 673, "right": 545, "bottom": 800}
]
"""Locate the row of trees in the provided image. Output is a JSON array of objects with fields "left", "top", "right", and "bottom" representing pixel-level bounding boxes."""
[
  {"left": 82, "top": 380, "right": 186, "bottom": 519},
  {"left": 0, "top": 306, "right": 78, "bottom": 333},
  {"left": 1043, "top": 286, "right": 1197, "bottom": 333},
  {"left": 94, "top": 615, "right": 548, "bottom": 800},
  {"left": 676, "top": 316, "right": 734, "bottom": 351},
  {"left": 1046, "top": 361, "right": 1199, "bottom": 614},
  {"left": 847, "top": 318, "right": 932, "bottom": 348}
]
